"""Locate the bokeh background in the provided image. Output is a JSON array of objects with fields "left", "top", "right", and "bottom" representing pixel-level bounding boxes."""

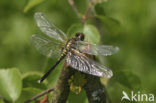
[{"left": 0, "top": 0, "right": 156, "bottom": 103}]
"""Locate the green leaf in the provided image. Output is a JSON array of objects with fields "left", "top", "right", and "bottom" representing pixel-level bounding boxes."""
[
  {"left": 83, "top": 24, "right": 100, "bottom": 44},
  {"left": 68, "top": 72, "right": 86, "bottom": 94},
  {"left": 109, "top": 71, "right": 141, "bottom": 90},
  {"left": 24, "top": 0, "right": 45, "bottom": 12},
  {"left": 16, "top": 87, "right": 42, "bottom": 103},
  {"left": 67, "top": 23, "right": 100, "bottom": 44},
  {"left": 0, "top": 68, "right": 22, "bottom": 102},
  {"left": 96, "top": 15, "right": 121, "bottom": 35},
  {"left": 22, "top": 72, "right": 47, "bottom": 89}
]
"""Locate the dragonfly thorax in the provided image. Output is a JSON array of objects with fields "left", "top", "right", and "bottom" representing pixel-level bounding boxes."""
[
  {"left": 63, "top": 33, "right": 84, "bottom": 54},
  {"left": 61, "top": 39, "right": 74, "bottom": 56}
]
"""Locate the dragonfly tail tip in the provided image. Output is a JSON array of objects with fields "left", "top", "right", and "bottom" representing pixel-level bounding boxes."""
[{"left": 37, "top": 80, "right": 41, "bottom": 83}]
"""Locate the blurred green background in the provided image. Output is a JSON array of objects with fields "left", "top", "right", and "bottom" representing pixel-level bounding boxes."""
[{"left": 0, "top": 0, "right": 156, "bottom": 103}]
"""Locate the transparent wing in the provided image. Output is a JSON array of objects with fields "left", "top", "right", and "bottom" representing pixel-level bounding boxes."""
[
  {"left": 31, "top": 34, "right": 64, "bottom": 58},
  {"left": 75, "top": 41, "right": 119, "bottom": 56},
  {"left": 34, "top": 12, "right": 67, "bottom": 42},
  {"left": 66, "top": 49, "right": 113, "bottom": 78}
]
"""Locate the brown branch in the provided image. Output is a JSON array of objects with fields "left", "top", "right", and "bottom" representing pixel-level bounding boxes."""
[
  {"left": 68, "top": 0, "right": 84, "bottom": 24},
  {"left": 80, "top": 55, "right": 111, "bottom": 103},
  {"left": 68, "top": 0, "right": 95, "bottom": 24},
  {"left": 24, "top": 88, "right": 54, "bottom": 103},
  {"left": 84, "top": 74, "right": 111, "bottom": 103},
  {"left": 82, "top": 0, "right": 94, "bottom": 23},
  {"left": 51, "top": 62, "right": 76, "bottom": 103},
  {"left": 36, "top": 94, "right": 49, "bottom": 103}
]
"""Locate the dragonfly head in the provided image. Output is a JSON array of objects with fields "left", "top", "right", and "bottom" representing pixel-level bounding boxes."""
[{"left": 75, "top": 33, "right": 85, "bottom": 41}]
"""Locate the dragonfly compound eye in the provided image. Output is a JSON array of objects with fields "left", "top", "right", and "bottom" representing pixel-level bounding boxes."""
[
  {"left": 75, "top": 33, "right": 85, "bottom": 41},
  {"left": 80, "top": 33, "right": 84, "bottom": 41}
]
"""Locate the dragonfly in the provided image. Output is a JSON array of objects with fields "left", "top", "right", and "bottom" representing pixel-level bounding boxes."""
[{"left": 31, "top": 12, "right": 119, "bottom": 83}]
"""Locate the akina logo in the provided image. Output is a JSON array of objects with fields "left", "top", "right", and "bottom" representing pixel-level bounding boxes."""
[{"left": 121, "top": 91, "right": 154, "bottom": 102}]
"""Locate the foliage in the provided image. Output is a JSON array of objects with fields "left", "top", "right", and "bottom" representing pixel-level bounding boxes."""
[
  {"left": 0, "top": 68, "right": 22, "bottom": 102},
  {"left": 0, "top": 0, "right": 156, "bottom": 102},
  {"left": 68, "top": 72, "right": 87, "bottom": 94},
  {"left": 24, "top": 0, "right": 45, "bottom": 12}
]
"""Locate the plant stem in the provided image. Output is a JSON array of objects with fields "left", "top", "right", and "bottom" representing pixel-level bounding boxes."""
[
  {"left": 68, "top": 0, "right": 95, "bottom": 24},
  {"left": 82, "top": 1, "right": 94, "bottom": 23},
  {"left": 68, "top": 0, "right": 84, "bottom": 24},
  {"left": 84, "top": 74, "right": 111, "bottom": 103},
  {"left": 51, "top": 62, "right": 76, "bottom": 103},
  {"left": 24, "top": 88, "right": 54, "bottom": 103}
]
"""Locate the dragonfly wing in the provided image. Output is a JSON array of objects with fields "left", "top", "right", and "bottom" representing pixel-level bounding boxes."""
[
  {"left": 76, "top": 41, "right": 119, "bottom": 56},
  {"left": 66, "top": 49, "right": 113, "bottom": 78},
  {"left": 31, "top": 34, "right": 63, "bottom": 58},
  {"left": 34, "top": 12, "right": 67, "bottom": 42}
]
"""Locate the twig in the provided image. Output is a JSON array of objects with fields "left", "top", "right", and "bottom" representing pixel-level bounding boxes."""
[
  {"left": 51, "top": 62, "right": 76, "bottom": 103},
  {"left": 24, "top": 88, "right": 54, "bottom": 103},
  {"left": 68, "top": 0, "right": 84, "bottom": 24},
  {"left": 84, "top": 74, "right": 111, "bottom": 103},
  {"left": 35, "top": 94, "right": 49, "bottom": 103},
  {"left": 68, "top": 0, "right": 95, "bottom": 24},
  {"left": 82, "top": 0, "right": 94, "bottom": 23}
]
